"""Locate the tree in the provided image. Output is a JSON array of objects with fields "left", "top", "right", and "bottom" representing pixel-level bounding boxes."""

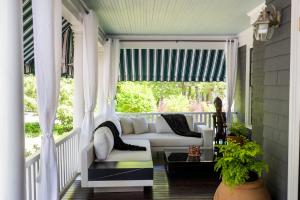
[{"left": 149, "top": 82, "right": 182, "bottom": 104}]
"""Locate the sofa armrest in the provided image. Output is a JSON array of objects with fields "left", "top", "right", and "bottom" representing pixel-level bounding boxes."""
[
  {"left": 196, "top": 125, "right": 214, "bottom": 149},
  {"left": 81, "top": 142, "right": 95, "bottom": 187}
]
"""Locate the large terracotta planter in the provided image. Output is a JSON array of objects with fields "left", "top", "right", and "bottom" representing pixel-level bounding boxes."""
[{"left": 214, "top": 179, "right": 271, "bottom": 200}]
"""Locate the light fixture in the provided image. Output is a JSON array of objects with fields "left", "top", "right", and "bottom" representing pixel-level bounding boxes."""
[{"left": 253, "top": 4, "right": 281, "bottom": 41}]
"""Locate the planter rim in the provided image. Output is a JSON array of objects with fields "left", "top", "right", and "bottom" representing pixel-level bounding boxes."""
[{"left": 222, "top": 179, "right": 264, "bottom": 190}]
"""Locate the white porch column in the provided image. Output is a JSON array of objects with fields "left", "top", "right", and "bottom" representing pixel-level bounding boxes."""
[
  {"left": 97, "top": 45, "right": 104, "bottom": 114},
  {"left": 0, "top": 0, "right": 25, "bottom": 199},
  {"left": 73, "top": 25, "right": 85, "bottom": 128}
]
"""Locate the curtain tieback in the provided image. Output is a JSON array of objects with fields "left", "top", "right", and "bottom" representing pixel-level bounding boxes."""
[
  {"left": 43, "top": 133, "right": 54, "bottom": 139},
  {"left": 85, "top": 110, "right": 93, "bottom": 114},
  {"left": 106, "top": 97, "right": 112, "bottom": 104}
]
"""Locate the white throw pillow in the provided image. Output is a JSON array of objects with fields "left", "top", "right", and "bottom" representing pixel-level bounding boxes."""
[
  {"left": 156, "top": 116, "right": 173, "bottom": 133},
  {"left": 119, "top": 117, "right": 134, "bottom": 134},
  {"left": 132, "top": 117, "right": 149, "bottom": 134},
  {"left": 94, "top": 127, "right": 114, "bottom": 160}
]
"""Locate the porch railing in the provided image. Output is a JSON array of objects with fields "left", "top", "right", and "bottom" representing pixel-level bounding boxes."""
[
  {"left": 25, "top": 128, "right": 80, "bottom": 200},
  {"left": 117, "top": 111, "right": 238, "bottom": 129}
]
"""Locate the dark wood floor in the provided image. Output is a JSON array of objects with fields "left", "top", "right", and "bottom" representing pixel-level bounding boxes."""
[{"left": 62, "top": 154, "right": 220, "bottom": 200}]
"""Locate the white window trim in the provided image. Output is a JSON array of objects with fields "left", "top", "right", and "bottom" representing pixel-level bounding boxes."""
[
  {"left": 288, "top": 0, "right": 300, "bottom": 199},
  {"left": 238, "top": 27, "right": 253, "bottom": 128}
]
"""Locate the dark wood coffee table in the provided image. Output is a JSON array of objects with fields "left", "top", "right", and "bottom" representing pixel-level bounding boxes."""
[{"left": 164, "top": 149, "right": 215, "bottom": 175}]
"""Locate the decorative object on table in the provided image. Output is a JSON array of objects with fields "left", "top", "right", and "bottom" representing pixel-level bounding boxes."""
[
  {"left": 213, "top": 139, "right": 270, "bottom": 200},
  {"left": 227, "top": 121, "right": 249, "bottom": 144},
  {"left": 253, "top": 4, "right": 281, "bottom": 42},
  {"left": 188, "top": 145, "right": 200, "bottom": 157},
  {"left": 212, "top": 97, "right": 227, "bottom": 144}
]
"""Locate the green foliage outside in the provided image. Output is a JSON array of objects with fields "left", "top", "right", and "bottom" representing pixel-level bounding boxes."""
[
  {"left": 163, "top": 95, "right": 189, "bottom": 112},
  {"left": 214, "top": 140, "right": 269, "bottom": 187},
  {"left": 24, "top": 75, "right": 74, "bottom": 137},
  {"left": 116, "top": 82, "right": 156, "bottom": 112},
  {"left": 116, "top": 81, "right": 226, "bottom": 113},
  {"left": 25, "top": 122, "right": 41, "bottom": 138},
  {"left": 24, "top": 75, "right": 37, "bottom": 112}
]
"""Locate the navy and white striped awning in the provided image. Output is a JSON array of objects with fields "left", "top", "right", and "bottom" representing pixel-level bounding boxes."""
[
  {"left": 119, "top": 48, "right": 225, "bottom": 82},
  {"left": 23, "top": 0, "right": 74, "bottom": 72}
]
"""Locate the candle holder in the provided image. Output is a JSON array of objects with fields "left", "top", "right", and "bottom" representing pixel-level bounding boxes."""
[{"left": 188, "top": 145, "right": 200, "bottom": 157}]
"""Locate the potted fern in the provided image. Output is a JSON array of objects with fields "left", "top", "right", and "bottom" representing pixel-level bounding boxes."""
[
  {"left": 214, "top": 140, "right": 271, "bottom": 200},
  {"left": 227, "top": 121, "right": 249, "bottom": 144}
]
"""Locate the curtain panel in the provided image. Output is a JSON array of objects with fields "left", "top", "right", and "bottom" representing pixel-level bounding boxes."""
[
  {"left": 98, "top": 39, "right": 120, "bottom": 120},
  {"left": 79, "top": 11, "right": 98, "bottom": 155},
  {"left": 32, "top": 0, "right": 62, "bottom": 199},
  {"left": 225, "top": 39, "right": 238, "bottom": 126}
]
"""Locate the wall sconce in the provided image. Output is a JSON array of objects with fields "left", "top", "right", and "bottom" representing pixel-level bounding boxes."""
[{"left": 253, "top": 4, "right": 281, "bottom": 41}]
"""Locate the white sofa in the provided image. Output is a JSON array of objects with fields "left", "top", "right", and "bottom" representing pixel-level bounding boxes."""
[
  {"left": 120, "top": 115, "right": 214, "bottom": 151},
  {"left": 81, "top": 115, "right": 214, "bottom": 192}
]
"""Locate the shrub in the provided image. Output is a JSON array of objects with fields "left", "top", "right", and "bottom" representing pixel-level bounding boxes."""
[
  {"left": 54, "top": 124, "right": 73, "bottom": 135},
  {"left": 25, "top": 122, "right": 41, "bottom": 138}
]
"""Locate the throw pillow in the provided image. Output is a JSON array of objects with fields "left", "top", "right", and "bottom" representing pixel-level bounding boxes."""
[
  {"left": 132, "top": 117, "right": 149, "bottom": 134},
  {"left": 156, "top": 116, "right": 173, "bottom": 133},
  {"left": 94, "top": 127, "right": 111, "bottom": 160},
  {"left": 119, "top": 117, "right": 134, "bottom": 134}
]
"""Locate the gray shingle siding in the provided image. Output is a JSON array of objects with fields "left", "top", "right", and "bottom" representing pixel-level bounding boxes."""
[{"left": 251, "top": 0, "right": 290, "bottom": 199}]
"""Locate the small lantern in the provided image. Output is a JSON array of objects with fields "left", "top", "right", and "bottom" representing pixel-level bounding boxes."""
[{"left": 253, "top": 4, "right": 281, "bottom": 42}]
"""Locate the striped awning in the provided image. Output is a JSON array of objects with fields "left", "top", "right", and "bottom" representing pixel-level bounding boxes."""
[
  {"left": 119, "top": 48, "right": 225, "bottom": 82},
  {"left": 23, "top": 0, "right": 74, "bottom": 76}
]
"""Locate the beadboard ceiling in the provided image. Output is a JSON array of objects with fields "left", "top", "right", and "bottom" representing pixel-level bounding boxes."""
[{"left": 81, "top": 0, "right": 264, "bottom": 35}]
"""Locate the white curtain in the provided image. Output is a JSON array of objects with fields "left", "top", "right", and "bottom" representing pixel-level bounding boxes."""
[
  {"left": 98, "top": 39, "right": 120, "bottom": 119},
  {"left": 79, "top": 12, "right": 98, "bottom": 154},
  {"left": 225, "top": 39, "right": 238, "bottom": 126},
  {"left": 32, "top": 0, "right": 61, "bottom": 199}
]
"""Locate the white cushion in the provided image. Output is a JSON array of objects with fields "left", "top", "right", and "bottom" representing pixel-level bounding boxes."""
[
  {"left": 94, "top": 127, "right": 114, "bottom": 160},
  {"left": 132, "top": 117, "right": 149, "bottom": 134},
  {"left": 119, "top": 117, "right": 134, "bottom": 134},
  {"left": 122, "top": 132, "right": 203, "bottom": 147},
  {"left": 106, "top": 139, "right": 152, "bottom": 161},
  {"left": 156, "top": 116, "right": 173, "bottom": 133}
]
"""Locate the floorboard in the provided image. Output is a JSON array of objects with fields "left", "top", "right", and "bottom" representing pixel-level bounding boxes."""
[{"left": 62, "top": 154, "right": 220, "bottom": 200}]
